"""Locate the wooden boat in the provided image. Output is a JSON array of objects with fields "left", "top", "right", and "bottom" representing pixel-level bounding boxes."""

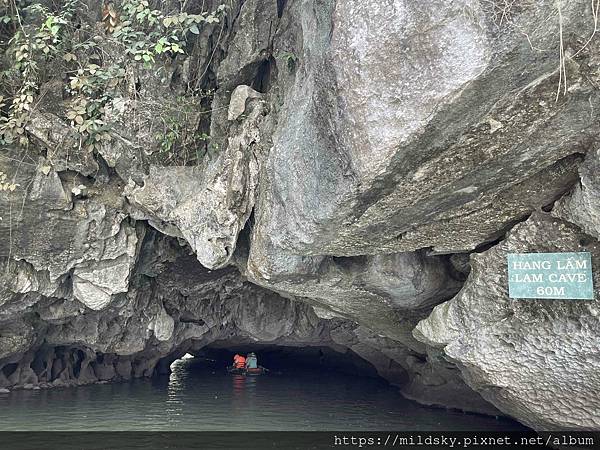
[
  {"left": 245, "top": 367, "right": 266, "bottom": 376},
  {"left": 227, "top": 366, "right": 267, "bottom": 376}
]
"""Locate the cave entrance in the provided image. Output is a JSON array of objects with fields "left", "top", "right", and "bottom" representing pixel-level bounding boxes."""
[
  {"left": 194, "top": 343, "right": 380, "bottom": 379},
  {"left": 146, "top": 342, "right": 526, "bottom": 433},
  {"left": 161, "top": 341, "right": 386, "bottom": 383}
]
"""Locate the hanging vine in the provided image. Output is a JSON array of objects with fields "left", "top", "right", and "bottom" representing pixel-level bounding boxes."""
[{"left": 0, "top": 0, "right": 226, "bottom": 157}]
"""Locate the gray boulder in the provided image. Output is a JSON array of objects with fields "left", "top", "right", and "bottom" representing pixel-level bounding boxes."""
[
  {"left": 244, "top": 247, "right": 462, "bottom": 346},
  {"left": 553, "top": 149, "right": 600, "bottom": 240},
  {"left": 414, "top": 213, "right": 600, "bottom": 430},
  {"left": 247, "top": 0, "right": 598, "bottom": 266},
  {"left": 126, "top": 89, "right": 265, "bottom": 270}
]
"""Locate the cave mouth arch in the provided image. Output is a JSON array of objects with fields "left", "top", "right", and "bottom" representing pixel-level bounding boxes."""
[{"left": 167, "top": 343, "right": 383, "bottom": 380}]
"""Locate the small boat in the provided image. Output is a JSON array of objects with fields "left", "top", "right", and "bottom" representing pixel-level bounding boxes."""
[
  {"left": 246, "top": 367, "right": 266, "bottom": 376},
  {"left": 227, "top": 366, "right": 268, "bottom": 376}
]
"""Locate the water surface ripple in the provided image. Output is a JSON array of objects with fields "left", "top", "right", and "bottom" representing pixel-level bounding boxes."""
[{"left": 0, "top": 359, "right": 524, "bottom": 431}]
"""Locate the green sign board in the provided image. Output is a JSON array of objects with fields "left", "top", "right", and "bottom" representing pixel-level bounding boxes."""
[{"left": 507, "top": 252, "right": 594, "bottom": 300}]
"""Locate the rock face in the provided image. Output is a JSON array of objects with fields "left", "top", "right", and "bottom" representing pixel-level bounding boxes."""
[
  {"left": 126, "top": 85, "right": 265, "bottom": 270},
  {"left": 241, "top": 0, "right": 596, "bottom": 370},
  {"left": 415, "top": 214, "right": 600, "bottom": 431},
  {"left": 0, "top": 226, "right": 421, "bottom": 394},
  {"left": 0, "top": 153, "right": 140, "bottom": 312},
  {"left": 1, "top": 0, "right": 600, "bottom": 433},
  {"left": 244, "top": 249, "right": 462, "bottom": 347},
  {"left": 247, "top": 0, "right": 598, "bottom": 262},
  {"left": 553, "top": 149, "right": 600, "bottom": 240}
]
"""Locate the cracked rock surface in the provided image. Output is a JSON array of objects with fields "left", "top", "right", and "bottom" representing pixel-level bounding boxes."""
[{"left": 415, "top": 214, "right": 600, "bottom": 431}]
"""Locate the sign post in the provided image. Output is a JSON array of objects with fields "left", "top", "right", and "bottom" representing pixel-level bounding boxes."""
[{"left": 507, "top": 252, "right": 594, "bottom": 300}]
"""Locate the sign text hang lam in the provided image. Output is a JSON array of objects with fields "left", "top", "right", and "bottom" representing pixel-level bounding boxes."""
[{"left": 507, "top": 252, "right": 594, "bottom": 300}]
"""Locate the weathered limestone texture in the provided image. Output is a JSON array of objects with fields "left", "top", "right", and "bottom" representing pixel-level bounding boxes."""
[
  {"left": 247, "top": 0, "right": 599, "bottom": 265},
  {"left": 553, "top": 149, "right": 600, "bottom": 240},
  {"left": 1, "top": 0, "right": 599, "bottom": 431},
  {"left": 415, "top": 214, "right": 600, "bottom": 430}
]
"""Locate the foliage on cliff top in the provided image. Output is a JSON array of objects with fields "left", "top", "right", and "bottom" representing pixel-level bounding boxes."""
[{"left": 0, "top": 0, "right": 226, "bottom": 162}]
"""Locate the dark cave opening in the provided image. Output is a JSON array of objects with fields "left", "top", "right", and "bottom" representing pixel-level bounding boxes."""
[
  {"left": 1, "top": 363, "right": 17, "bottom": 379},
  {"left": 277, "top": 0, "right": 288, "bottom": 18},
  {"left": 251, "top": 56, "right": 277, "bottom": 93},
  {"left": 72, "top": 349, "right": 86, "bottom": 378},
  {"left": 181, "top": 343, "right": 382, "bottom": 380}
]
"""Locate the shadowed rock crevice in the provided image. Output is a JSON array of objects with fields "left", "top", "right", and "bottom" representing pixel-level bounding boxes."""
[{"left": 251, "top": 56, "right": 277, "bottom": 93}]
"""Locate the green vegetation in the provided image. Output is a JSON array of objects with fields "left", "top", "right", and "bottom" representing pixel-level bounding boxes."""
[
  {"left": 0, "top": 0, "right": 226, "bottom": 159},
  {"left": 155, "top": 102, "right": 210, "bottom": 165},
  {"left": 279, "top": 51, "right": 298, "bottom": 72},
  {"left": 0, "top": 0, "right": 79, "bottom": 146}
]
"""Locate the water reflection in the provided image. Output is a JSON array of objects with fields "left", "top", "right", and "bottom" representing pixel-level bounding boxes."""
[
  {"left": 0, "top": 358, "right": 527, "bottom": 431},
  {"left": 231, "top": 375, "right": 246, "bottom": 395},
  {"left": 165, "top": 363, "right": 184, "bottom": 423}
]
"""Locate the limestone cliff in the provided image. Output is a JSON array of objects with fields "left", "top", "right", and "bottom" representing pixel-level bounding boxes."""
[{"left": 0, "top": 0, "right": 599, "bottom": 431}]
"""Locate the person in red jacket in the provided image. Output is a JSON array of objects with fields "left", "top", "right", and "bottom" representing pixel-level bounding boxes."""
[{"left": 233, "top": 353, "right": 246, "bottom": 369}]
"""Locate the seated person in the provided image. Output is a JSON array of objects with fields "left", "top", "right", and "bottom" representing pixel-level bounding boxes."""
[
  {"left": 233, "top": 353, "right": 246, "bottom": 369},
  {"left": 245, "top": 352, "right": 258, "bottom": 369}
]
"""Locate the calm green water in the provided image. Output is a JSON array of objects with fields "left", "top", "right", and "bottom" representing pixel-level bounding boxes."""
[{"left": 0, "top": 358, "right": 523, "bottom": 431}]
